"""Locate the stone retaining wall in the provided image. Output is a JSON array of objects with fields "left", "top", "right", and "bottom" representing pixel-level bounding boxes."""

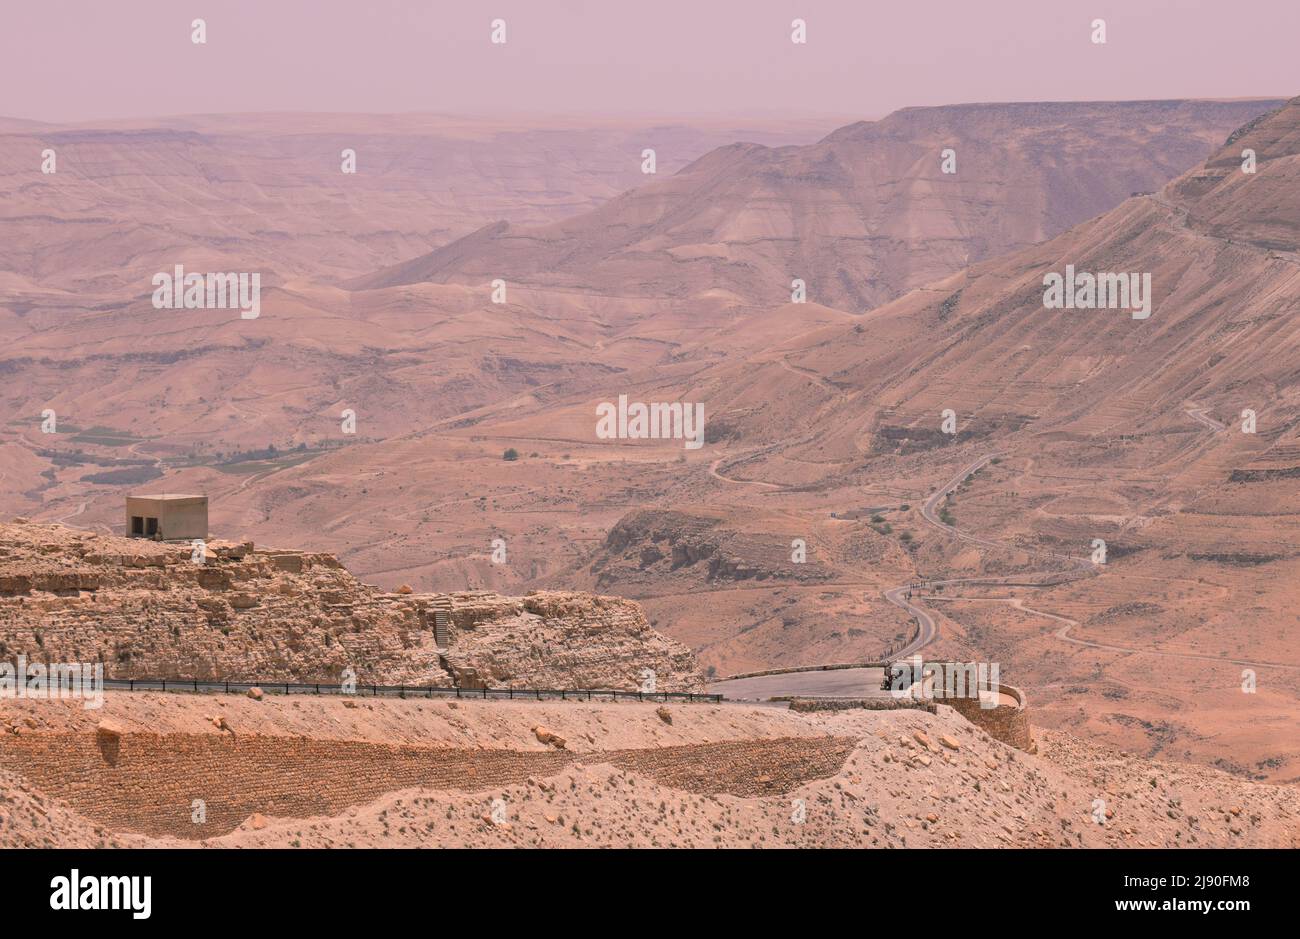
[
  {"left": 940, "top": 683, "right": 1034, "bottom": 751},
  {"left": 0, "top": 732, "right": 856, "bottom": 839},
  {"left": 787, "top": 697, "right": 937, "bottom": 713}
]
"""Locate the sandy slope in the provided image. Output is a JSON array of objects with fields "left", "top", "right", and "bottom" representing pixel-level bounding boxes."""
[{"left": 2, "top": 694, "right": 1296, "bottom": 849}]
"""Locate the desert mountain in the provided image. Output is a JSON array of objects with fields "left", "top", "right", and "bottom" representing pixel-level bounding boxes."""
[
  {"left": 354, "top": 99, "right": 1283, "bottom": 311},
  {"left": 619, "top": 94, "right": 1300, "bottom": 779},
  {"left": 0, "top": 112, "right": 837, "bottom": 296},
  {"left": 257, "top": 97, "right": 1300, "bottom": 782},
  {"left": 689, "top": 96, "right": 1300, "bottom": 469},
  {"left": 5, "top": 99, "right": 1298, "bottom": 785}
]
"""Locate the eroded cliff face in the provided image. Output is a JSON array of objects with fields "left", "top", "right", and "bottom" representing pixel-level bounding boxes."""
[
  {"left": 441, "top": 591, "right": 703, "bottom": 692},
  {"left": 595, "top": 510, "right": 837, "bottom": 592},
  {"left": 0, "top": 521, "right": 702, "bottom": 692}
]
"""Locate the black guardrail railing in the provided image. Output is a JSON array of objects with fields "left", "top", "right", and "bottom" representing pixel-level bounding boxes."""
[{"left": 99, "top": 678, "right": 721, "bottom": 704}]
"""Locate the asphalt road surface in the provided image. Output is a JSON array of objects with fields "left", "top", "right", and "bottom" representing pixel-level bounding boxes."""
[{"left": 708, "top": 667, "right": 888, "bottom": 701}]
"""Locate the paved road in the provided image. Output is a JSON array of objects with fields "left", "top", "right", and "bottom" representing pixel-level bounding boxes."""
[
  {"left": 941, "top": 596, "right": 1300, "bottom": 672},
  {"left": 919, "top": 452, "right": 1008, "bottom": 549},
  {"left": 884, "top": 451, "right": 1096, "bottom": 659},
  {"left": 887, "top": 409, "right": 1296, "bottom": 668},
  {"left": 884, "top": 453, "right": 1010, "bottom": 660},
  {"left": 708, "top": 667, "right": 888, "bottom": 701},
  {"left": 885, "top": 584, "right": 939, "bottom": 660},
  {"left": 714, "top": 408, "right": 1247, "bottom": 698}
]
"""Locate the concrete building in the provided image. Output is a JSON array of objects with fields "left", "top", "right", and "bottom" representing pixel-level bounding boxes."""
[{"left": 125, "top": 494, "right": 208, "bottom": 541}]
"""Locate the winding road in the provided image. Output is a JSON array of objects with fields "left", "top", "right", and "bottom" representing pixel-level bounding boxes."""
[
  {"left": 706, "top": 403, "right": 1275, "bottom": 700},
  {"left": 884, "top": 451, "right": 1094, "bottom": 660},
  {"left": 881, "top": 406, "right": 1297, "bottom": 670}
]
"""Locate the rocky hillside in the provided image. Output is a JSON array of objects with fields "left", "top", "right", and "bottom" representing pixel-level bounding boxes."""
[
  {"left": 592, "top": 509, "right": 839, "bottom": 591},
  {"left": 3, "top": 695, "right": 1297, "bottom": 848},
  {"left": 0, "top": 520, "right": 703, "bottom": 692},
  {"left": 354, "top": 99, "right": 1283, "bottom": 311}
]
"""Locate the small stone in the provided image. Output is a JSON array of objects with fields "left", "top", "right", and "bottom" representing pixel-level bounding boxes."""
[{"left": 247, "top": 687, "right": 264, "bottom": 701}]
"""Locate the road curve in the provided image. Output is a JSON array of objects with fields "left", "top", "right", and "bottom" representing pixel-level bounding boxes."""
[
  {"left": 1185, "top": 407, "right": 1227, "bottom": 433},
  {"left": 886, "top": 452, "right": 1008, "bottom": 659},
  {"left": 885, "top": 450, "right": 1096, "bottom": 658},
  {"left": 920, "top": 451, "right": 1006, "bottom": 548},
  {"left": 989, "top": 597, "right": 1299, "bottom": 672},
  {"left": 885, "top": 407, "right": 1289, "bottom": 668}
]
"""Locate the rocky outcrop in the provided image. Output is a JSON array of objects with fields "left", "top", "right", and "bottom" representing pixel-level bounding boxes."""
[
  {"left": 0, "top": 521, "right": 702, "bottom": 692},
  {"left": 594, "top": 510, "right": 834, "bottom": 592},
  {"left": 440, "top": 590, "right": 704, "bottom": 693}
]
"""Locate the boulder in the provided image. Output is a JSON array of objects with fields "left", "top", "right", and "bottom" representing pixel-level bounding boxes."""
[{"left": 532, "top": 725, "right": 567, "bottom": 749}]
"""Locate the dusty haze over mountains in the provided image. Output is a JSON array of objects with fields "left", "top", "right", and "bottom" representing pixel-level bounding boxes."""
[
  {"left": 4, "top": 0, "right": 1299, "bottom": 120},
  {"left": 2, "top": 2, "right": 1298, "bottom": 856}
]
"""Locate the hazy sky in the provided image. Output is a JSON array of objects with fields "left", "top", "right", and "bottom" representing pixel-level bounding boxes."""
[{"left": 2, "top": 0, "right": 1296, "bottom": 123}]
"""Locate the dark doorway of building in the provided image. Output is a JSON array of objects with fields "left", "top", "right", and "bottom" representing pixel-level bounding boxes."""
[{"left": 131, "top": 516, "right": 144, "bottom": 536}]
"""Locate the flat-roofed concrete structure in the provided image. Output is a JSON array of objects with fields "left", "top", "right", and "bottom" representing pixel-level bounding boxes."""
[{"left": 125, "top": 494, "right": 208, "bottom": 541}]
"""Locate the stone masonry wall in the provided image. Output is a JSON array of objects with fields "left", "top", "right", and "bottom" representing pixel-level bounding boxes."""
[
  {"left": 942, "top": 684, "right": 1034, "bottom": 751},
  {"left": 0, "top": 731, "right": 855, "bottom": 839}
]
